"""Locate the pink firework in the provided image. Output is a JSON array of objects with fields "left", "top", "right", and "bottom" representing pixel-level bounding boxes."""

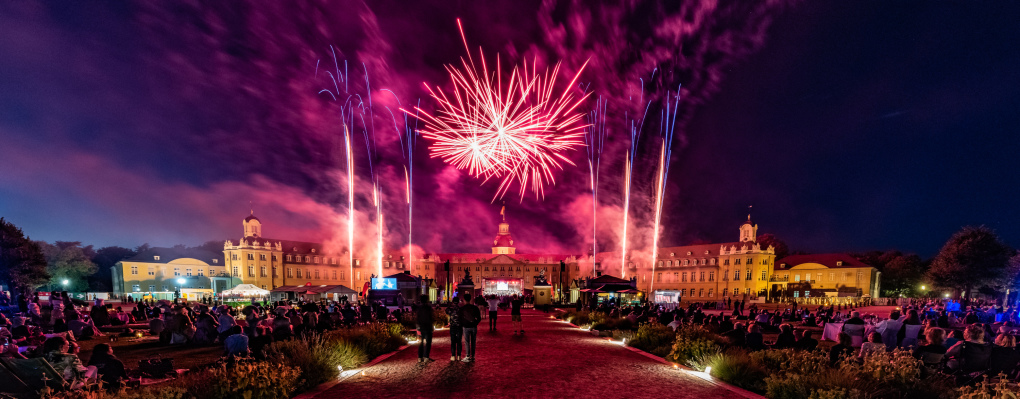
[{"left": 408, "top": 19, "right": 590, "bottom": 200}]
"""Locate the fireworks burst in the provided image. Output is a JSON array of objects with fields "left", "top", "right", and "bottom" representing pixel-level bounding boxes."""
[
  {"left": 408, "top": 19, "right": 590, "bottom": 201},
  {"left": 620, "top": 72, "right": 655, "bottom": 279},
  {"left": 584, "top": 95, "right": 606, "bottom": 275}
]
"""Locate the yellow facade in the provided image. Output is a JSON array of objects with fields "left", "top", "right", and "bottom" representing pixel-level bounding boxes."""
[{"left": 772, "top": 254, "right": 881, "bottom": 298}]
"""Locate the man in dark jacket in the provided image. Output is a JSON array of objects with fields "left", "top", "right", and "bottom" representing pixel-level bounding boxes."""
[
  {"left": 458, "top": 294, "right": 482, "bottom": 362},
  {"left": 416, "top": 295, "right": 435, "bottom": 363},
  {"left": 446, "top": 300, "right": 463, "bottom": 361}
]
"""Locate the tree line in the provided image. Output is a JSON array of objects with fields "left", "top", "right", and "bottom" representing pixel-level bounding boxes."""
[{"left": 0, "top": 217, "right": 222, "bottom": 295}]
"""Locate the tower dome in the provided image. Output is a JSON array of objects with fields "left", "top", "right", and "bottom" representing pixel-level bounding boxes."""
[{"left": 491, "top": 206, "right": 516, "bottom": 254}]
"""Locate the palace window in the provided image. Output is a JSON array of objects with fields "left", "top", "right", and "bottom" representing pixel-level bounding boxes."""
[
  {"left": 700, "top": 271, "right": 705, "bottom": 282},
  {"left": 701, "top": 259, "right": 707, "bottom": 265},
  {"left": 734, "top": 258, "right": 741, "bottom": 265},
  {"left": 356, "top": 271, "right": 361, "bottom": 280},
  {"left": 339, "top": 271, "right": 344, "bottom": 280},
  {"left": 273, "top": 255, "right": 278, "bottom": 261},
  {"left": 213, "top": 259, "right": 218, "bottom": 264},
  {"left": 174, "top": 268, "right": 180, "bottom": 276},
  {"left": 260, "top": 267, "right": 267, "bottom": 277},
  {"left": 794, "top": 274, "right": 800, "bottom": 282},
  {"left": 709, "top": 272, "right": 715, "bottom": 281},
  {"left": 154, "top": 256, "right": 160, "bottom": 261},
  {"left": 261, "top": 285, "right": 267, "bottom": 290},
  {"left": 287, "top": 268, "right": 294, "bottom": 277},
  {"left": 673, "top": 272, "right": 678, "bottom": 282},
  {"left": 733, "top": 288, "right": 739, "bottom": 296},
  {"left": 332, "top": 270, "right": 337, "bottom": 280},
  {"left": 272, "top": 267, "right": 278, "bottom": 277},
  {"left": 746, "top": 258, "right": 752, "bottom": 265},
  {"left": 724, "top": 259, "right": 730, "bottom": 266},
  {"left": 315, "top": 270, "right": 320, "bottom": 279},
  {"left": 683, "top": 259, "right": 689, "bottom": 266},
  {"left": 698, "top": 289, "right": 704, "bottom": 297},
  {"left": 248, "top": 266, "right": 255, "bottom": 277},
  {"left": 305, "top": 270, "right": 311, "bottom": 279},
  {"left": 761, "top": 270, "right": 767, "bottom": 280},
  {"left": 286, "top": 255, "right": 292, "bottom": 261},
  {"left": 355, "top": 259, "right": 360, "bottom": 266},
  {"left": 314, "top": 257, "right": 320, "bottom": 264},
  {"left": 260, "top": 254, "right": 267, "bottom": 261},
  {"left": 304, "top": 256, "right": 310, "bottom": 263},
  {"left": 657, "top": 273, "right": 662, "bottom": 282},
  {"left": 130, "top": 266, "right": 138, "bottom": 275},
  {"left": 817, "top": 273, "right": 823, "bottom": 282},
  {"left": 186, "top": 268, "right": 192, "bottom": 276},
  {"left": 710, "top": 258, "right": 716, "bottom": 265},
  {"left": 857, "top": 272, "right": 863, "bottom": 283},
  {"left": 149, "top": 285, "right": 155, "bottom": 292},
  {"left": 734, "top": 270, "right": 740, "bottom": 280},
  {"left": 132, "top": 285, "right": 140, "bottom": 292},
  {"left": 148, "top": 267, "right": 155, "bottom": 276},
  {"left": 841, "top": 273, "right": 848, "bottom": 282},
  {"left": 476, "top": 266, "right": 480, "bottom": 272},
  {"left": 707, "top": 289, "right": 713, "bottom": 297},
  {"left": 745, "top": 288, "right": 750, "bottom": 295},
  {"left": 682, "top": 272, "right": 687, "bottom": 282},
  {"left": 197, "top": 269, "right": 204, "bottom": 276},
  {"left": 745, "top": 269, "right": 752, "bottom": 280},
  {"left": 247, "top": 254, "right": 254, "bottom": 260}
]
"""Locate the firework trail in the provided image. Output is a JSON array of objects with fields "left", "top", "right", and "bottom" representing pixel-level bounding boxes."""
[
  {"left": 584, "top": 95, "right": 606, "bottom": 276},
  {"left": 384, "top": 90, "right": 419, "bottom": 285},
  {"left": 409, "top": 19, "right": 590, "bottom": 201},
  {"left": 649, "top": 88, "right": 681, "bottom": 296},
  {"left": 620, "top": 72, "right": 655, "bottom": 279}
]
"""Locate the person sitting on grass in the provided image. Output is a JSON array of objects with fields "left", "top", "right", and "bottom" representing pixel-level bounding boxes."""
[
  {"left": 223, "top": 326, "right": 250, "bottom": 359},
  {"left": 42, "top": 336, "right": 98, "bottom": 383},
  {"left": 745, "top": 323, "right": 765, "bottom": 351},
  {"left": 796, "top": 330, "right": 818, "bottom": 351},
  {"left": 773, "top": 323, "right": 796, "bottom": 349},
  {"left": 859, "top": 332, "right": 885, "bottom": 358},
  {"left": 87, "top": 343, "right": 127, "bottom": 391},
  {"left": 829, "top": 332, "right": 855, "bottom": 365}
]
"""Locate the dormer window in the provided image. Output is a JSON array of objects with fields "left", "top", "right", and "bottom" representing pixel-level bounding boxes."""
[
  {"left": 704, "top": 250, "right": 710, "bottom": 255},
  {"left": 686, "top": 251, "right": 692, "bottom": 256},
  {"left": 311, "top": 248, "right": 316, "bottom": 253},
  {"left": 670, "top": 252, "right": 675, "bottom": 257},
  {"left": 836, "top": 261, "right": 844, "bottom": 266},
  {"left": 213, "top": 259, "right": 218, "bottom": 264},
  {"left": 154, "top": 256, "right": 160, "bottom": 261}
]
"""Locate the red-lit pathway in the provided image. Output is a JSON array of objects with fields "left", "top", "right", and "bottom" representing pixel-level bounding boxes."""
[{"left": 312, "top": 309, "right": 747, "bottom": 399}]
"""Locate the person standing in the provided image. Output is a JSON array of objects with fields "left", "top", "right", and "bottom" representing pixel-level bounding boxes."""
[
  {"left": 416, "top": 295, "right": 435, "bottom": 363},
  {"left": 486, "top": 295, "right": 500, "bottom": 331},
  {"left": 446, "top": 299, "right": 463, "bottom": 361},
  {"left": 510, "top": 294, "right": 525, "bottom": 335},
  {"left": 459, "top": 294, "right": 481, "bottom": 362}
]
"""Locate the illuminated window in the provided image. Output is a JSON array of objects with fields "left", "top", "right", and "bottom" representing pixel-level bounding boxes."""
[
  {"left": 733, "top": 288, "right": 739, "bottom": 296},
  {"left": 794, "top": 274, "right": 800, "bottom": 282},
  {"left": 744, "top": 288, "right": 750, "bottom": 295},
  {"left": 186, "top": 268, "right": 192, "bottom": 276},
  {"left": 304, "top": 256, "right": 310, "bottom": 263},
  {"left": 130, "top": 266, "right": 138, "bottom": 275},
  {"left": 197, "top": 269, "right": 204, "bottom": 276},
  {"left": 745, "top": 269, "right": 752, "bottom": 280},
  {"left": 698, "top": 289, "right": 704, "bottom": 297},
  {"left": 260, "top": 267, "right": 267, "bottom": 277},
  {"left": 710, "top": 258, "right": 716, "bottom": 265},
  {"left": 707, "top": 289, "right": 713, "bottom": 297},
  {"left": 286, "top": 255, "right": 292, "bottom": 261},
  {"left": 356, "top": 271, "right": 361, "bottom": 280},
  {"left": 761, "top": 270, "right": 767, "bottom": 281},
  {"left": 314, "top": 257, "right": 320, "bottom": 264}
]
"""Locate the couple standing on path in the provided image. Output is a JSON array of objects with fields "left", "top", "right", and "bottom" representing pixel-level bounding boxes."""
[
  {"left": 416, "top": 294, "right": 525, "bottom": 364},
  {"left": 485, "top": 294, "right": 526, "bottom": 334}
]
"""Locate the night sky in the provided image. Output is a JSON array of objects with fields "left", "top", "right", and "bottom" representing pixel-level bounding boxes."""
[{"left": 1, "top": 1, "right": 1018, "bottom": 259}]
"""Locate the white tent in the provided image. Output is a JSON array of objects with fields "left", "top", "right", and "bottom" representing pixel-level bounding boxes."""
[{"left": 220, "top": 284, "right": 271, "bottom": 297}]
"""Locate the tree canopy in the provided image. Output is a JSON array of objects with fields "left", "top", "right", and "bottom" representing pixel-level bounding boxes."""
[
  {"left": 36, "top": 241, "right": 98, "bottom": 292},
  {"left": 927, "top": 226, "right": 1015, "bottom": 298},
  {"left": 0, "top": 218, "right": 50, "bottom": 293},
  {"left": 756, "top": 233, "right": 789, "bottom": 260}
]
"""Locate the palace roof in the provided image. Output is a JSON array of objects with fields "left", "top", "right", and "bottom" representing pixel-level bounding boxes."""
[
  {"left": 777, "top": 253, "right": 874, "bottom": 269},
  {"left": 123, "top": 247, "right": 221, "bottom": 264}
]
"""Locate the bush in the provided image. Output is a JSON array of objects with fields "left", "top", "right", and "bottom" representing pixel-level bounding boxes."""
[
  {"left": 706, "top": 349, "right": 769, "bottom": 392},
  {"left": 266, "top": 334, "right": 350, "bottom": 390},
  {"left": 666, "top": 324, "right": 722, "bottom": 370},
  {"left": 626, "top": 323, "right": 675, "bottom": 357},
  {"left": 958, "top": 375, "right": 1020, "bottom": 399}
]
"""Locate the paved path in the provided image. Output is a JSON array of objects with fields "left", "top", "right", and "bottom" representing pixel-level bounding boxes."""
[{"left": 314, "top": 309, "right": 745, "bottom": 399}]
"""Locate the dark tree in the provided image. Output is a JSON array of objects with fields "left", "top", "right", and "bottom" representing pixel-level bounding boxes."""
[
  {"left": 36, "top": 241, "right": 98, "bottom": 292},
  {"left": 756, "top": 233, "right": 789, "bottom": 260},
  {"left": 190, "top": 240, "right": 224, "bottom": 254},
  {"left": 928, "top": 226, "right": 1014, "bottom": 298},
  {"left": 89, "top": 246, "right": 137, "bottom": 292},
  {"left": 0, "top": 218, "right": 49, "bottom": 293},
  {"left": 881, "top": 254, "right": 925, "bottom": 297}
]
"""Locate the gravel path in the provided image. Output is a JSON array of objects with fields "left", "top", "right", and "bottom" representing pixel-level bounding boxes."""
[{"left": 314, "top": 309, "right": 745, "bottom": 399}]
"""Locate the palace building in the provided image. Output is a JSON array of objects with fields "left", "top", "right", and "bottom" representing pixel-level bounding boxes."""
[{"left": 111, "top": 210, "right": 880, "bottom": 302}]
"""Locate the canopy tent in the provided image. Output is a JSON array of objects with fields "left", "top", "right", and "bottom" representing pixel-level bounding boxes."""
[
  {"left": 270, "top": 284, "right": 358, "bottom": 302},
  {"left": 220, "top": 284, "right": 271, "bottom": 297}
]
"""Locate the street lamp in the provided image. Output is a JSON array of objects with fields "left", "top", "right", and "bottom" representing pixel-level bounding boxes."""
[{"left": 61, "top": 279, "right": 69, "bottom": 288}]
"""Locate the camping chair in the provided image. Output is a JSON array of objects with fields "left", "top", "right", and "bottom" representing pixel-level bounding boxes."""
[
  {"left": 901, "top": 324, "right": 924, "bottom": 348},
  {"left": 843, "top": 324, "right": 866, "bottom": 347},
  {"left": 881, "top": 320, "right": 904, "bottom": 350},
  {"left": 0, "top": 357, "right": 67, "bottom": 392}
]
